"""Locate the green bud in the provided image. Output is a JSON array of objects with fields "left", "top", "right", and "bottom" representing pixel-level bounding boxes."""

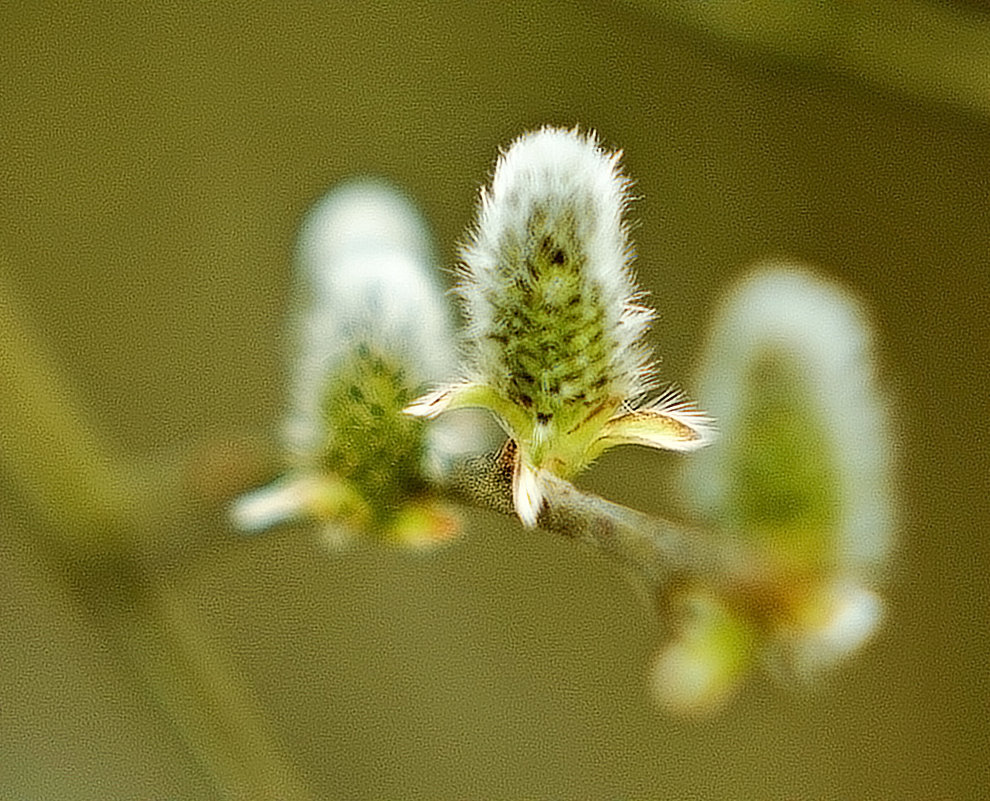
[
  {"left": 684, "top": 262, "right": 894, "bottom": 576},
  {"left": 406, "top": 128, "right": 713, "bottom": 526},
  {"left": 231, "top": 181, "right": 467, "bottom": 547},
  {"left": 668, "top": 261, "right": 894, "bottom": 695},
  {"left": 651, "top": 587, "right": 759, "bottom": 715}
]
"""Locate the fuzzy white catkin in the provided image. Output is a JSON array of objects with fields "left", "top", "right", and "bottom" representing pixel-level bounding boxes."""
[
  {"left": 458, "top": 126, "right": 655, "bottom": 405},
  {"left": 685, "top": 262, "right": 894, "bottom": 575},
  {"left": 400, "top": 126, "right": 716, "bottom": 527},
  {"left": 285, "top": 181, "right": 463, "bottom": 465}
]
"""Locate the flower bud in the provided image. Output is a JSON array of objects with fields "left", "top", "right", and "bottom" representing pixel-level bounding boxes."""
[
  {"left": 231, "top": 180, "right": 468, "bottom": 546},
  {"left": 655, "top": 262, "right": 895, "bottom": 711},
  {"left": 683, "top": 262, "right": 894, "bottom": 576},
  {"left": 406, "top": 127, "right": 713, "bottom": 526}
]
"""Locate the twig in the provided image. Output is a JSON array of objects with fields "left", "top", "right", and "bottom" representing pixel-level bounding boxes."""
[
  {"left": 0, "top": 276, "right": 136, "bottom": 551},
  {"left": 104, "top": 584, "right": 317, "bottom": 801},
  {"left": 442, "top": 442, "right": 774, "bottom": 607}
]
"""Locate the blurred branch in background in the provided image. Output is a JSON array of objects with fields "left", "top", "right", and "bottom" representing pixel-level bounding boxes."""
[
  {"left": 629, "top": 0, "right": 990, "bottom": 120},
  {"left": 0, "top": 270, "right": 135, "bottom": 554},
  {"left": 0, "top": 267, "right": 313, "bottom": 800}
]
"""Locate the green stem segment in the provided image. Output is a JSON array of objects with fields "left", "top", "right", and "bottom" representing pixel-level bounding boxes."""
[
  {"left": 0, "top": 278, "right": 135, "bottom": 550},
  {"left": 110, "top": 587, "right": 316, "bottom": 801},
  {"left": 2, "top": 275, "right": 313, "bottom": 798}
]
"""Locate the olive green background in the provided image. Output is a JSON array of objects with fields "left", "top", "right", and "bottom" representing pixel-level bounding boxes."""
[{"left": 2, "top": 3, "right": 988, "bottom": 799}]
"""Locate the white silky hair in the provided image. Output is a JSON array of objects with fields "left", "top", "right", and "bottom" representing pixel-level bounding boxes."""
[
  {"left": 685, "top": 262, "right": 894, "bottom": 576},
  {"left": 781, "top": 581, "right": 884, "bottom": 677},
  {"left": 459, "top": 126, "right": 655, "bottom": 397},
  {"left": 285, "top": 180, "right": 476, "bottom": 469}
]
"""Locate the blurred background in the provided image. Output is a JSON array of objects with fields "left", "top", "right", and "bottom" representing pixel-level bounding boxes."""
[{"left": 1, "top": 2, "right": 988, "bottom": 799}]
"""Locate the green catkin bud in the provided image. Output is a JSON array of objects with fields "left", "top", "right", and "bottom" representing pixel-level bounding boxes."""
[
  {"left": 287, "top": 181, "right": 453, "bottom": 466},
  {"left": 406, "top": 127, "right": 713, "bottom": 526},
  {"left": 656, "top": 262, "right": 894, "bottom": 711},
  {"left": 463, "top": 128, "right": 650, "bottom": 415},
  {"left": 684, "top": 262, "right": 893, "bottom": 578},
  {"left": 651, "top": 587, "right": 759, "bottom": 715},
  {"left": 231, "top": 181, "right": 467, "bottom": 546}
]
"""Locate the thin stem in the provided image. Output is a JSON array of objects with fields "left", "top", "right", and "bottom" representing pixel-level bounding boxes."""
[
  {"left": 100, "top": 579, "right": 316, "bottom": 801},
  {"left": 442, "top": 443, "right": 773, "bottom": 602},
  {"left": 0, "top": 277, "right": 135, "bottom": 551},
  {"left": 2, "top": 272, "right": 312, "bottom": 798}
]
